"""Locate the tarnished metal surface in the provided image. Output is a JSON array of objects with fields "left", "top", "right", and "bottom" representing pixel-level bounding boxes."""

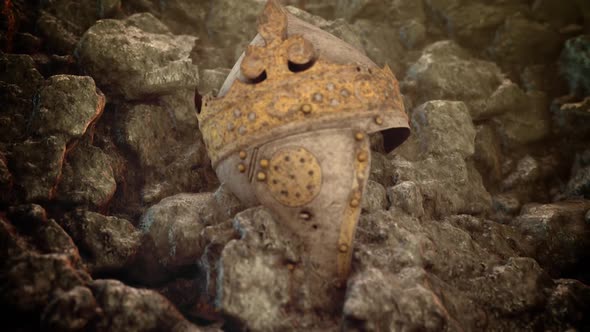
[{"left": 197, "top": 0, "right": 410, "bottom": 286}]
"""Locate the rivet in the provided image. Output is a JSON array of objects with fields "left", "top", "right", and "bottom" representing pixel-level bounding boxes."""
[
  {"left": 239, "top": 151, "right": 247, "bottom": 159},
  {"left": 340, "top": 89, "right": 350, "bottom": 97},
  {"left": 238, "top": 126, "right": 247, "bottom": 135},
  {"left": 248, "top": 112, "right": 256, "bottom": 122},
  {"left": 287, "top": 263, "right": 295, "bottom": 271},
  {"left": 374, "top": 116, "right": 383, "bottom": 125},
  {"left": 233, "top": 109, "right": 241, "bottom": 118},
  {"left": 300, "top": 104, "right": 312, "bottom": 114},
  {"left": 357, "top": 151, "right": 368, "bottom": 162},
  {"left": 259, "top": 159, "right": 269, "bottom": 168},
  {"left": 299, "top": 211, "right": 311, "bottom": 220},
  {"left": 354, "top": 132, "right": 364, "bottom": 141},
  {"left": 326, "top": 83, "right": 335, "bottom": 91},
  {"left": 238, "top": 163, "right": 246, "bottom": 173},
  {"left": 350, "top": 198, "right": 360, "bottom": 207},
  {"left": 339, "top": 243, "right": 349, "bottom": 253},
  {"left": 227, "top": 122, "right": 235, "bottom": 131},
  {"left": 257, "top": 172, "right": 267, "bottom": 181},
  {"left": 313, "top": 93, "right": 323, "bottom": 102}
]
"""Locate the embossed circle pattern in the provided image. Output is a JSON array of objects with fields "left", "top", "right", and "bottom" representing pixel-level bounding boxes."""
[{"left": 266, "top": 147, "right": 322, "bottom": 207}]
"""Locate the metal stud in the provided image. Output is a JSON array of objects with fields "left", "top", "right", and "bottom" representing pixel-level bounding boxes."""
[
  {"left": 300, "top": 104, "right": 312, "bottom": 114},
  {"left": 354, "top": 132, "right": 364, "bottom": 141},
  {"left": 339, "top": 243, "right": 349, "bottom": 253},
  {"left": 350, "top": 198, "right": 360, "bottom": 208},
  {"left": 238, "top": 163, "right": 246, "bottom": 173},
  {"left": 257, "top": 172, "right": 267, "bottom": 181},
  {"left": 357, "top": 151, "right": 368, "bottom": 162},
  {"left": 260, "top": 159, "right": 269, "bottom": 168},
  {"left": 374, "top": 116, "right": 383, "bottom": 125},
  {"left": 239, "top": 151, "right": 247, "bottom": 159}
]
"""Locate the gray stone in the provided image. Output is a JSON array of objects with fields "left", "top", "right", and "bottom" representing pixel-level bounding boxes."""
[
  {"left": 41, "top": 286, "right": 100, "bottom": 332},
  {"left": 495, "top": 91, "right": 551, "bottom": 145},
  {"left": 502, "top": 155, "right": 542, "bottom": 191},
  {"left": 90, "top": 279, "right": 202, "bottom": 332},
  {"left": 77, "top": 14, "right": 198, "bottom": 100},
  {"left": 30, "top": 75, "right": 105, "bottom": 140},
  {"left": 565, "top": 149, "right": 590, "bottom": 198},
  {"left": 387, "top": 181, "right": 424, "bottom": 217},
  {"left": 391, "top": 154, "right": 492, "bottom": 218},
  {"left": 348, "top": 209, "right": 549, "bottom": 330},
  {"left": 10, "top": 136, "right": 67, "bottom": 202},
  {"left": 335, "top": 0, "right": 425, "bottom": 23},
  {"left": 361, "top": 180, "right": 387, "bottom": 213},
  {"left": 139, "top": 193, "right": 221, "bottom": 271},
  {"left": 403, "top": 41, "right": 507, "bottom": 120},
  {"left": 473, "top": 124, "right": 503, "bottom": 185},
  {"left": 488, "top": 14, "right": 563, "bottom": 66},
  {"left": 399, "top": 20, "right": 426, "bottom": 50},
  {"left": 351, "top": 19, "right": 406, "bottom": 72},
  {"left": 443, "top": 3, "right": 507, "bottom": 50},
  {"left": 560, "top": 35, "right": 590, "bottom": 96},
  {"left": 411, "top": 100, "right": 476, "bottom": 158},
  {"left": 543, "top": 279, "right": 590, "bottom": 331},
  {"left": 119, "top": 91, "right": 214, "bottom": 205},
  {"left": 492, "top": 193, "right": 522, "bottom": 220},
  {"left": 515, "top": 200, "right": 590, "bottom": 276},
  {"left": 213, "top": 183, "right": 247, "bottom": 219},
  {"left": 552, "top": 96, "right": 590, "bottom": 138},
  {"left": 198, "top": 68, "right": 231, "bottom": 96},
  {"left": 0, "top": 252, "right": 89, "bottom": 313},
  {"left": 0, "top": 53, "right": 44, "bottom": 96},
  {"left": 532, "top": 0, "right": 584, "bottom": 30},
  {"left": 56, "top": 144, "right": 117, "bottom": 208},
  {"left": 60, "top": 210, "right": 141, "bottom": 274},
  {"left": 0, "top": 154, "right": 13, "bottom": 204}
]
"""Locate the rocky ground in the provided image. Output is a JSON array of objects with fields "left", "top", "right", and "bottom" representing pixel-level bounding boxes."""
[{"left": 1, "top": 0, "right": 590, "bottom": 331}]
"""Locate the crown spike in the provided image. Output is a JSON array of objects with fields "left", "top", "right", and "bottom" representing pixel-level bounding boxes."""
[{"left": 258, "top": 0, "right": 287, "bottom": 45}]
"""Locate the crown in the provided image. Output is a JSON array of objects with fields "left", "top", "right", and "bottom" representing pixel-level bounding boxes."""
[{"left": 198, "top": 0, "right": 409, "bottom": 166}]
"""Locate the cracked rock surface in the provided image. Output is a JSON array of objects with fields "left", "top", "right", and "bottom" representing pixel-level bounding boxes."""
[{"left": 1, "top": 0, "right": 590, "bottom": 331}]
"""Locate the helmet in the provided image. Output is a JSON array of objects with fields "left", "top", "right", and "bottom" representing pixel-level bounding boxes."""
[{"left": 197, "top": 0, "right": 409, "bottom": 287}]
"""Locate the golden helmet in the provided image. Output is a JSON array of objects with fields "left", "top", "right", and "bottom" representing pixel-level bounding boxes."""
[{"left": 197, "top": 0, "right": 409, "bottom": 286}]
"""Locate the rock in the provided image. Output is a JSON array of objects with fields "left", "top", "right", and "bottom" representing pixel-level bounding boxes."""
[
  {"left": 403, "top": 41, "right": 508, "bottom": 120},
  {"left": 198, "top": 68, "right": 231, "bottom": 96},
  {"left": 387, "top": 181, "right": 425, "bottom": 217},
  {"left": 30, "top": 75, "right": 105, "bottom": 140},
  {"left": 10, "top": 136, "right": 67, "bottom": 202},
  {"left": 118, "top": 91, "right": 214, "bottom": 204},
  {"left": 391, "top": 154, "right": 492, "bottom": 218},
  {"left": 41, "top": 286, "right": 101, "bottom": 332},
  {"left": 488, "top": 14, "right": 563, "bottom": 67},
  {"left": 216, "top": 207, "right": 334, "bottom": 330},
  {"left": 35, "top": 11, "right": 80, "bottom": 55},
  {"left": 443, "top": 3, "right": 507, "bottom": 50},
  {"left": 495, "top": 91, "right": 551, "bottom": 145},
  {"left": 56, "top": 144, "right": 117, "bottom": 208},
  {"left": 0, "top": 252, "right": 89, "bottom": 313},
  {"left": 492, "top": 193, "right": 522, "bottom": 222},
  {"left": 552, "top": 96, "right": 590, "bottom": 138},
  {"left": 560, "top": 35, "right": 590, "bottom": 96},
  {"left": 473, "top": 124, "right": 503, "bottom": 185},
  {"left": 205, "top": 0, "right": 265, "bottom": 53},
  {"left": 36, "top": 0, "right": 120, "bottom": 54},
  {"left": 502, "top": 155, "right": 542, "bottom": 191},
  {"left": 77, "top": 13, "right": 198, "bottom": 100},
  {"left": 348, "top": 209, "right": 550, "bottom": 330},
  {"left": 361, "top": 180, "right": 387, "bottom": 213},
  {"left": 139, "top": 193, "right": 221, "bottom": 272},
  {"left": 411, "top": 100, "right": 476, "bottom": 158},
  {"left": 514, "top": 200, "right": 590, "bottom": 277},
  {"left": 0, "top": 154, "right": 13, "bottom": 205},
  {"left": 351, "top": 19, "right": 406, "bottom": 72},
  {"left": 213, "top": 183, "right": 246, "bottom": 219},
  {"left": 0, "top": 82, "right": 31, "bottom": 149},
  {"left": 399, "top": 20, "right": 426, "bottom": 49},
  {"left": 543, "top": 279, "right": 590, "bottom": 330},
  {"left": 59, "top": 210, "right": 141, "bottom": 274},
  {"left": 532, "top": 0, "right": 584, "bottom": 30},
  {"left": 90, "top": 279, "right": 201, "bottom": 332},
  {"left": 335, "top": 0, "right": 425, "bottom": 23},
  {"left": 565, "top": 149, "right": 590, "bottom": 198},
  {"left": 0, "top": 53, "right": 44, "bottom": 96}
]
